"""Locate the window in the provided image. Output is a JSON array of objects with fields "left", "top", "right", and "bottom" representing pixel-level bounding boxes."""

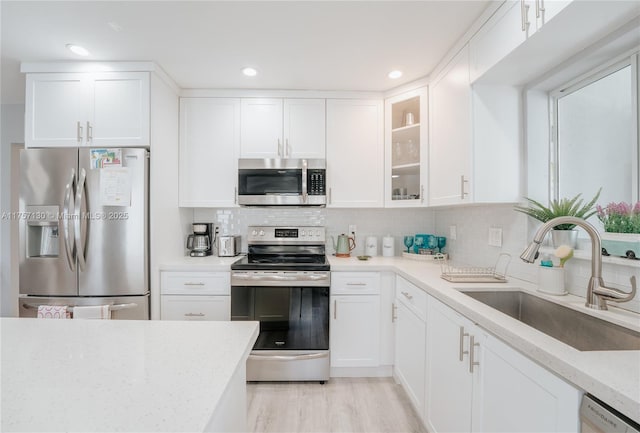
[{"left": 551, "top": 56, "right": 638, "bottom": 207}]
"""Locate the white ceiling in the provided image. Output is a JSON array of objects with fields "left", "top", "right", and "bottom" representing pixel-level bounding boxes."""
[{"left": 1, "top": 1, "right": 491, "bottom": 104}]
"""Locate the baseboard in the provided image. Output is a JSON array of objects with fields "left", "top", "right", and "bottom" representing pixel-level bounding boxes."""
[{"left": 330, "top": 365, "right": 393, "bottom": 378}]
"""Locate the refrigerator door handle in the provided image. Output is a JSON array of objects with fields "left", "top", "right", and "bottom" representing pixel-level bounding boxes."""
[
  {"left": 62, "top": 168, "right": 76, "bottom": 271},
  {"left": 74, "top": 168, "right": 87, "bottom": 271}
]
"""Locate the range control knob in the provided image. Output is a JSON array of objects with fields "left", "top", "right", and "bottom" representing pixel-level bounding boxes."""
[
  {"left": 301, "top": 230, "right": 306, "bottom": 236},
  {"left": 259, "top": 230, "right": 265, "bottom": 236}
]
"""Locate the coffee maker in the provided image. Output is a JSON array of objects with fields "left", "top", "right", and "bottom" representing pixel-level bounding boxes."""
[{"left": 186, "top": 223, "right": 214, "bottom": 257}]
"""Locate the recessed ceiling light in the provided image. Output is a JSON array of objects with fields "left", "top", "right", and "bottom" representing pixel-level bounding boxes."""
[
  {"left": 388, "top": 70, "right": 403, "bottom": 79},
  {"left": 242, "top": 67, "right": 257, "bottom": 77},
  {"left": 66, "top": 44, "right": 90, "bottom": 57}
]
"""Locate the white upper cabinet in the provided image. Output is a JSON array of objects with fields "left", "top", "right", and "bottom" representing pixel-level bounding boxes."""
[
  {"left": 240, "top": 98, "right": 325, "bottom": 159},
  {"left": 469, "top": 1, "right": 530, "bottom": 82},
  {"left": 384, "top": 87, "right": 428, "bottom": 207},
  {"left": 179, "top": 98, "right": 240, "bottom": 207},
  {"left": 429, "top": 45, "right": 472, "bottom": 206},
  {"left": 240, "top": 98, "right": 283, "bottom": 158},
  {"left": 283, "top": 99, "right": 326, "bottom": 159},
  {"left": 326, "top": 99, "right": 384, "bottom": 208},
  {"left": 469, "top": 0, "right": 573, "bottom": 82},
  {"left": 25, "top": 72, "right": 150, "bottom": 148}
]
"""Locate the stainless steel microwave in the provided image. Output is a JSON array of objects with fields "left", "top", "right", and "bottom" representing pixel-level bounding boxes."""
[{"left": 237, "top": 158, "right": 326, "bottom": 206}]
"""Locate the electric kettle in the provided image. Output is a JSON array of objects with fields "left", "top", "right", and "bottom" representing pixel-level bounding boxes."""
[{"left": 331, "top": 233, "right": 356, "bottom": 257}]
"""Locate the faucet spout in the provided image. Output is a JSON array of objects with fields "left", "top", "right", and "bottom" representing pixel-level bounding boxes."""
[{"left": 521, "top": 216, "right": 635, "bottom": 310}]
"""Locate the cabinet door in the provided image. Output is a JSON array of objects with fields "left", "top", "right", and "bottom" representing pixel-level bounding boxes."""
[
  {"left": 384, "top": 88, "right": 428, "bottom": 207},
  {"left": 469, "top": 1, "right": 530, "bottom": 82},
  {"left": 394, "top": 299, "right": 426, "bottom": 417},
  {"left": 472, "top": 330, "right": 580, "bottom": 433},
  {"left": 283, "top": 99, "right": 326, "bottom": 159},
  {"left": 161, "top": 295, "right": 231, "bottom": 321},
  {"left": 89, "top": 72, "right": 150, "bottom": 147},
  {"left": 179, "top": 98, "right": 240, "bottom": 207},
  {"left": 425, "top": 298, "right": 473, "bottom": 433},
  {"left": 535, "top": 0, "right": 572, "bottom": 29},
  {"left": 330, "top": 295, "right": 380, "bottom": 367},
  {"left": 429, "top": 45, "right": 472, "bottom": 206},
  {"left": 240, "top": 98, "right": 283, "bottom": 158},
  {"left": 25, "top": 73, "right": 87, "bottom": 148},
  {"left": 326, "top": 99, "right": 384, "bottom": 207}
]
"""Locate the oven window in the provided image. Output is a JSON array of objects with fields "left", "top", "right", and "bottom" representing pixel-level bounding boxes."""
[
  {"left": 231, "top": 286, "right": 329, "bottom": 351},
  {"left": 238, "top": 169, "right": 302, "bottom": 195}
]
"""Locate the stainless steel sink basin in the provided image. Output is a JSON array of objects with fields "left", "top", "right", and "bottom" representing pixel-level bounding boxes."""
[{"left": 460, "top": 290, "right": 640, "bottom": 351}]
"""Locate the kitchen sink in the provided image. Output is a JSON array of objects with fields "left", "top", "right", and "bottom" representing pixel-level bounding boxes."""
[{"left": 460, "top": 290, "right": 640, "bottom": 351}]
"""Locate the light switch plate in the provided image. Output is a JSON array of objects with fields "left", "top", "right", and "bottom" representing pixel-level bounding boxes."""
[
  {"left": 489, "top": 227, "right": 502, "bottom": 247},
  {"left": 449, "top": 225, "right": 457, "bottom": 240}
]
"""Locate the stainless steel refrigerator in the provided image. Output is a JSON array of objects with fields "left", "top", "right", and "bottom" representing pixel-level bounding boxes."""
[{"left": 18, "top": 148, "right": 149, "bottom": 319}]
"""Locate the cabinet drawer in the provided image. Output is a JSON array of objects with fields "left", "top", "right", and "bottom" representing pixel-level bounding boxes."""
[
  {"left": 161, "top": 295, "right": 230, "bottom": 321},
  {"left": 331, "top": 272, "right": 380, "bottom": 295},
  {"left": 395, "top": 276, "right": 427, "bottom": 321},
  {"left": 161, "top": 272, "right": 230, "bottom": 295}
]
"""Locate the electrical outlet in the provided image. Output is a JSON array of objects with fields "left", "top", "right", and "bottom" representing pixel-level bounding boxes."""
[
  {"left": 449, "top": 225, "right": 457, "bottom": 240},
  {"left": 348, "top": 224, "right": 357, "bottom": 237},
  {"left": 488, "top": 227, "right": 503, "bottom": 247}
]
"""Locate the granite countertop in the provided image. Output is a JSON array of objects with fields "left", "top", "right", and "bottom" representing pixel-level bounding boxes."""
[
  {"left": 0, "top": 318, "right": 259, "bottom": 432},
  {"left": 328, "top": 256, "right": 640, "bottom": 423}
]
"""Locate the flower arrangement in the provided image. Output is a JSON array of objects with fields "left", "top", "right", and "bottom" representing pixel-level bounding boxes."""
[
  {"left": 596, "top": 202, "right": 640, "bottom": 234},
  {"left": 554, "top": 245, "right": 574, "bottom": 267},
  {"left": 514, "top": 189, "right": 601, "bottom": 230}
]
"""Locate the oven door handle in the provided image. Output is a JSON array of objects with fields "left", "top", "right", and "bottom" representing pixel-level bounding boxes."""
[
  {"left": 248, "top": 352, "right": 329, "bottom": 362},
  {"left": 232, "top": 273, "right": 329, "bottom": 282}
]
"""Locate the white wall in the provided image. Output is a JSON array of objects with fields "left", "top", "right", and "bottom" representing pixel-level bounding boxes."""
[
  {"left": 434, "top": 204, "right": 640, "bottom": 314},
  {"left": 1, "top": 103, "right": 24, "bottom": 317}
]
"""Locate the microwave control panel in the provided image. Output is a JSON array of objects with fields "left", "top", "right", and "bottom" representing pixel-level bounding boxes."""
[{"left": 308, "top": 169, "right": 326, "bottom": 195}]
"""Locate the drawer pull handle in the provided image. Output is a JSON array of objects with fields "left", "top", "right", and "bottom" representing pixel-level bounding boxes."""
[
  {"left": 184, "top": 282, "right": 205, "bottom": 286},
  {"left": 392, "top": 303, "right": 397, "bottom": 322},
  {"left": 185, "top": 312, "right": 205, "bottom": 317},
  {"left": 401, "top": 291, "right": 413, "bottom": 300},
  {"left": 346, "top": 282, "right": 367, "bottom": 286}
]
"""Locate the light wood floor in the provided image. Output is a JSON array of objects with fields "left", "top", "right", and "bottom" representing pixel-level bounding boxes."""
[{"left": 247, "top": 378, "right": 428, "bottom": 433}]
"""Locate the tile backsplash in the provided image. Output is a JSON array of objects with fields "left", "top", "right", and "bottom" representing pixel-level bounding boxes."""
[
  {"left": 193, "top": 207, "right": 436, "bottom": 257},
  {"left": 192, "top": 204, "right": 639, "bottom": 314},
  {"left": 434, "top": 204, "right": 640, "bottom": 314}
]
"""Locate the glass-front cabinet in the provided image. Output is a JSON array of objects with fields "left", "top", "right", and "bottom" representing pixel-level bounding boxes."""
[{"left": 384, "top": 87, "right": 428, "bottom": 207}]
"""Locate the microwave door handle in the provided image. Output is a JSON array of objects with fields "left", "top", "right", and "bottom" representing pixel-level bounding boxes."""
[{"left": 302, "top": 159, "right": 308, "bottom": 204}]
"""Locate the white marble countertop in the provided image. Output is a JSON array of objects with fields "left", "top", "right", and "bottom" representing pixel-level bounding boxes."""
[
  {"left": 0, "top": 318, "right": 259, "bottom": 432},
  {"left": 159, "top": 255, "right": 244, "bottom": 271},
  {"left": 329, "top": 256, "right": 640, "bottom": 423}
]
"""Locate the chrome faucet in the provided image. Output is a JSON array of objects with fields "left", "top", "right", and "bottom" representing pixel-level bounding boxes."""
[{"left": 521, "top": 216, "right": 637, "bottom": 310}]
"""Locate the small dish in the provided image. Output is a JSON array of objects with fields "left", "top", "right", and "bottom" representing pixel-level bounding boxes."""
[{"left": 357, "top": 255, "right": 371, "bottom": 261}]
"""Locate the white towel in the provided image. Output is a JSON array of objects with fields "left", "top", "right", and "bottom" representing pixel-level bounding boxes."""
[
  {"left": 72, "top": 305, "right": 111, "bottom": 320},
  {"left": 37, "top": 305, "right": 70, "bottom": 319}
]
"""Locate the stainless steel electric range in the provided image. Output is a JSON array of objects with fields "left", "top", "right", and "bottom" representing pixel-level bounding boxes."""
[{"left": 230, "top": 226, "right": 330, "bottom": 383}]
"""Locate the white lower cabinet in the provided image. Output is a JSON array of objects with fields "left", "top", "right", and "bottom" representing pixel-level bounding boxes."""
[
  {"left": 161, "top": 295, "right": 230, "bottom": 321},
  {"left": 160, "top": 271, "right": 230, "bottom": 321},
  {"left": 424, "top": 296, "right": 580, "bottom": 433},
  {"left": 425, "top": 297, "right": 475, "bottom": 433},
  {"left": 394, "top": 276, "right": 427, "bottom": 418},
  {"left": 330, "top": 272, "right": 381, "bottom": 369}
]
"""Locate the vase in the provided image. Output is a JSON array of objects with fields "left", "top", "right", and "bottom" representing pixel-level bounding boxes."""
[
  {"left": 537, "top": 266, "right": 567, "bottom": 295},
  {"left": 551, "top": 229, "right": 578, "bottom": 249},
  {"left": 601, "top": 232, "right": 640, "bottom": 259}
]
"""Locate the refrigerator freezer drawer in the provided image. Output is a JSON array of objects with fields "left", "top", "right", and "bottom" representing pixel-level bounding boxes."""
[{"left": 19, "top": 294, "right": 149, "bottom": 320}]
